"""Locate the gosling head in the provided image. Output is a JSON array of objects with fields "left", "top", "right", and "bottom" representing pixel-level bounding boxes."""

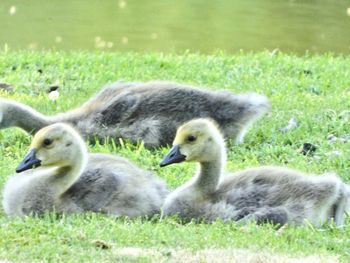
[
  {"left": 16, "top": 123, "right": 86, "bottom": 173},
  {"left": 160, "top": 119, "right": 226, "bottom": 167},
  {"left": 0, "top": 99, "right": 31, "bottom": 129}
]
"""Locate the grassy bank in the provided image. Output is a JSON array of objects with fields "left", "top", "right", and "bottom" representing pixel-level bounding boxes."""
[{"left": 0, "top": 51, "right": 349, "bottom": 262}]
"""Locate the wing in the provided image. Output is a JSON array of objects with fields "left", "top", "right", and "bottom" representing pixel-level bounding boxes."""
[{"left": 63, "top": 168, "right": 121, "bottom": 212}]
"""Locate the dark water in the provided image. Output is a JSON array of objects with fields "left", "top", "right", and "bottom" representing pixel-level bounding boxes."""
[{"left": 1, "top": 0, "right": 350, "bottom": 54}]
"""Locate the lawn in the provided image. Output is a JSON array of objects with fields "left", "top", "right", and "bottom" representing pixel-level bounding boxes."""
[{"left": 0, "top": 50, "right": 349, "bottom": 262}]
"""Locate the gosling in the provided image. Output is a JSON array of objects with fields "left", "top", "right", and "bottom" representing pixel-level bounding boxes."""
[
  {"left": 160, "top": 119, "right": 350, "bottom": 226},
  {"left": 2, "top": 123, "right": 168, "bottom": 217},
  {"left": 0, "top": 81, "right": 269, "bottom": 148}
]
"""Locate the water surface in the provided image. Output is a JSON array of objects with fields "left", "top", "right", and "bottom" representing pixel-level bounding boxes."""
[{"left": 0, "top": 0, "right": 349, "bottom": 54}]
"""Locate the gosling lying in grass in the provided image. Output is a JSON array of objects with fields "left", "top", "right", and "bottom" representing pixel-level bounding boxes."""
[
  {"left": 0, "top": 81, "right": 269, "bottom": 148},
  {"left": 2, "top": 123, "right": 168, "bottom": 217},
  {"left": 160, "top": 119, "right": 350, "bottom": 226}
]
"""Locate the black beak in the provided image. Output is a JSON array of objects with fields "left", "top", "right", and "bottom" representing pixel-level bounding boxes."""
[
  {"left": 160, "top": 145, "right": 186, "bottom": 167},
  {"left": 16, "top": 149, "right": 42, "bottom": 173}
]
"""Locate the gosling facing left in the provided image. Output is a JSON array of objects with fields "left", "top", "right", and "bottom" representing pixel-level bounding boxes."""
[
  {"left": 2, "top": 123, "right": 168, "bottom": 217},
  {"left": 160, "top": 118, "right": 350, "bottom": 226}
]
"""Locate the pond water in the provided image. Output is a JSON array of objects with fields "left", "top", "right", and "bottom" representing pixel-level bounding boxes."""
[{"left": 1, "top": 0, "right": 350, "bottom": 54}]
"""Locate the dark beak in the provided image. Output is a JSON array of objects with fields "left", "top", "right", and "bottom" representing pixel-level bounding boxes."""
[
  {"left": 16, "top": 149, "right": 42, "bottom": 173},
  {"left": 160, "top": 145, "right": 186, "bottom": 167}
]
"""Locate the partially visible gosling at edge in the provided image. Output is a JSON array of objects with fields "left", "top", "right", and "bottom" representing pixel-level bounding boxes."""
[
  {"left": 160, "top": 119, "right": 350, "bottom": 226},
  {"left": 0, "top": 81, "right": 269, "bottom": 148},
  {"left": 3, "top": 123, "right": 168, "bottom": 217}
]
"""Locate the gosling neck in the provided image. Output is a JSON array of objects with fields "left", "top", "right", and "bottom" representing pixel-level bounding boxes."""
[
  {"left": 195, "top": 150, "right": 226, "bottom": 195},
  {"left": 2, "top": 100, "right": 51, "bottom": 133},
  {"left": 51, "top": 145, "right": 88, "bottom": 196}
]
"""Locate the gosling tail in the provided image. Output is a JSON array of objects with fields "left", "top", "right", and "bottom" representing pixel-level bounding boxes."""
[{"left": 234, "top": 93, "right": 270, "bottom": 144}]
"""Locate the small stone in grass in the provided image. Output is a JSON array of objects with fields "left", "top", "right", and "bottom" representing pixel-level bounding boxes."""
[
  {"left": 301, "top": 143, "right": 317, "bottom": 156},
  {"left": 92, "top": 240, "right": 111, "bottom": 249},
  {"left": 327, "top": 134, "right": 338, "bottom": 143},
  {"left": 48, "top": 86, "right": 60, "bottom": 101},
  {"left": 48, "top": 85, "right": 59, "bottom": 93},
  {"left": 327, "top": 134, "right": 350, "bottom": 143}
]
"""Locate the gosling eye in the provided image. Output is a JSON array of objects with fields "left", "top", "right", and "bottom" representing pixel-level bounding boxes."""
[
  {"left": 187, "top": 135, "right": 197, "bottom": 143},
  {"left": 43, "top": 138, "right": 53, "bottom": 147}
]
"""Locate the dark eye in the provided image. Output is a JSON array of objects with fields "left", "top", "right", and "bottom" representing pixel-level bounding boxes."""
[
  {"left": 187, "top": 135, "right": 197, "bottom": 142},
  {"left": 43, "top": 138, "right": 53, "bottom": 146}
]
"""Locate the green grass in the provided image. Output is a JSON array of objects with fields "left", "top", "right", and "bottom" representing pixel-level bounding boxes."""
[{"left": 0, "top": 50, "right": 350, "bottom": 262}]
